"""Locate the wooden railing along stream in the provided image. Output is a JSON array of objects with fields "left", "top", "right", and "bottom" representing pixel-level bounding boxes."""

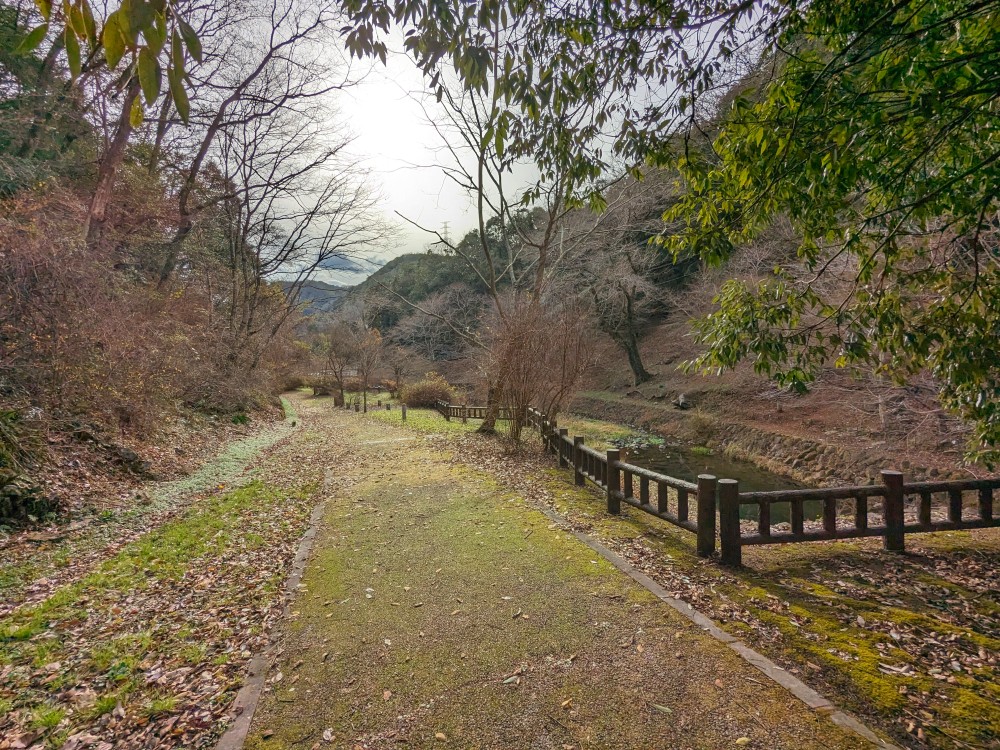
[{"left": 429, "top": 402, "right": 1000, "bottom": 566}]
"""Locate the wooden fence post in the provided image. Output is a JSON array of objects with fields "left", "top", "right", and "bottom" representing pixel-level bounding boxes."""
[
  {"left": 606, "top": 449, "right": 621, "bottom": 515},
  {"left": 718, "top": 479, "right": 742, "bottom": 566},
  {"left": 401, "top": 404, "right": 407, "bottom": 422},
  {"left": 573, "top": 437, "right": 585, "bottom": 486},
  {"left": 696, "top": 474, "right": 718, "bottom": 557},
  {"left": 882, "top": 470, "right": 905, "bottom": 552},
  {"left": 444, "top": 402, "right": 450, "bottom": 421},
  {"left": 558, "top": 428, "right": 569, "bottom": 467},
  {"left": 385, "top": 403, "right": 390, "bottom": 411},
  {"left": 980, "top": 487, "right": 994, "bottom": 522},
  {"left": 462, "top": 404, "right": 468, "bottom": 424}
]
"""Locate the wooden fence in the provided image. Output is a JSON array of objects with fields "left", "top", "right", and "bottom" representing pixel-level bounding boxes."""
[
  {"left": 434, "top": 402, "right": 1000, "bottom": 565},
  {"left": 435, "top": 400, "right": 513, "bottom": 422}
]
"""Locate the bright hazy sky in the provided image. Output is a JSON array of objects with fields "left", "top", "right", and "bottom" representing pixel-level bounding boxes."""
[{"left": 330, "top": 50, "right": 480, "bottom": 284}]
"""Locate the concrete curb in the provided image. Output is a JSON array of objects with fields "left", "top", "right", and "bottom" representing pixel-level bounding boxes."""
[
  {"left": 531, "top": 503, "right": 905, "bottom": 750},
  {"left": 214, "top": 499, "right": 327, "bottom": 750}
]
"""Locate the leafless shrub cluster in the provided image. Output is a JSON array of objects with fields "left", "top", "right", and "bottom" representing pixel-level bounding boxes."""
[{"left": 476, "top": 296, "right": 597, "bottom": 441}]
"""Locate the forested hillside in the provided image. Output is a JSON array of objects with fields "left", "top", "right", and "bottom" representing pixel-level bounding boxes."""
[{"left": 0, "top": 0, "right": 383, "bottom": 523}]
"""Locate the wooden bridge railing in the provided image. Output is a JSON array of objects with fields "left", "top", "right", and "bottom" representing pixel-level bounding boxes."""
[{"left": 429, "top": 402, "right": 1000, "bottom": 566}]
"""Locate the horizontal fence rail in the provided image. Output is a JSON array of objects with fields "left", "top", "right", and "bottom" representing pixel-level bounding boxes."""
[
  {"left": 435, "top": 401, "right": 514, "bottom": 422},
  {"left": 721, "top": 474, "right": 1000, "bottom": 565},
  {"left": 430, "top": 402, "right": 1000, "bottom": 566}
]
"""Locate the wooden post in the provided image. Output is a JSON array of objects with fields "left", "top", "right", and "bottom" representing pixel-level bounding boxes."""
[
  {"left": 444, "top": 402, "right": 450, "bottom": 421},
  {"left": 678, "top": 488, "right": 689, "bottom": 522},
  {"left": 948, "top": 488, "right": 962, "bottom": 524},
  {"left": 462, "top": 404, "right": 468, "bottom": 424},
  {"left": 882, "top": 470, "right": 905, "bottom": 552},
  {"left": 696, "top": 474, "right": 717, "bottom": 558},
  {"left": 573, "top": 437, "right": 585, "bottom": 486},
  {"left": 980, "top": 487, "right": 994, "bottom": 521},
  {"left": 656, "top": 482, "right": 668, "bottom": 514},
  {"left": 386, "top": 403, "right": 391, "bottom": 411},
  {"left": 718, "top": 479, "right": 741, "bottom": 566},
  {"left": 401, "top": 404, "right": 407, "bottom": 422},
  {"left": 606, "top": 449, "right": 621, "bottom": 515},
  {"left": 558, "top": 428, "right": 569, "bottom": 467}
]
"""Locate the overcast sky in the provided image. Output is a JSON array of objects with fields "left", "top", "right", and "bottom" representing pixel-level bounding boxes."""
[{"left": 324, "top": 49, "right": 479, "bottom": 285}]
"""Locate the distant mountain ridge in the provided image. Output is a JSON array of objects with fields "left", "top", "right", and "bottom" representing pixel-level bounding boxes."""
[{"left": 282, "top": 280, "right": 350, "bottom": 314}]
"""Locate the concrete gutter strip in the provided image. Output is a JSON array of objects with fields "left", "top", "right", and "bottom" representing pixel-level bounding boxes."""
[{"left": 214, "top": 500, "right": 327, "bottom": 750}]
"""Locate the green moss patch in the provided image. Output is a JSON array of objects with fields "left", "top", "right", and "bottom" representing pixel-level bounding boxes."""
[{"left": 245, "top": 415, "right": 868, "bottom": 750}]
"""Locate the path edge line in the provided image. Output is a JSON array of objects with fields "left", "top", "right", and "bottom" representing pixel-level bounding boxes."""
[
  {"left": 532, "top": 503, "right": 905, "bottom": 750},
  {"left": 214, "top": 498, "right": 327, "bottom": 750}
]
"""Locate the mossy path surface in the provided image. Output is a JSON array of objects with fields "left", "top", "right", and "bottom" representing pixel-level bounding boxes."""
[{"left": 246, "top": 404, "right": 871, "bottom": 750}]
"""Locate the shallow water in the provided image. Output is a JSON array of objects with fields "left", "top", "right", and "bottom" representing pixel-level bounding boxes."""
[{"left": 625, "top": 445, "right": 820, "bottom": 522}]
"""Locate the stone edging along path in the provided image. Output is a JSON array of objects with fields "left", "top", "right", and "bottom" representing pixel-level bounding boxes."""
[
  {"left": 214, "top": 409, "right": 902, "bottom": 750},
  {"left": 528, "top": 504, "right": 903, "bottom": 750},
  {"left": 214, "top": 499, "right": 327, "bottom": 750}
]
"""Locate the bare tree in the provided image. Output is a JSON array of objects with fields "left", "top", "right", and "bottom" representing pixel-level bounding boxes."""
[
  {"left": 353, "top": 327, "right": 382, "bottom": 413},
  {"left": 390, "top": 283, "right": 485, "bottom": 361},
  {"left": 320, "top": 321, "right": 359, "bottom": 406},
  {"left": 561, "top": 171, "right": 681, "bottom": 385},
  {"left": 383, "top": 344, "right": 416, "bottom": 395},
  {"left": 153, "top": 0, "right": 361, "bottom": 286}
]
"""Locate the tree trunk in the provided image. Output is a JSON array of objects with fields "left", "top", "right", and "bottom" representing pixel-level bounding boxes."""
[
  {"left": 477, "top": 381, "right": 499, "bottom": 434},
  {"left": 84, "top": 78, "right": 141, "bottom": 249},
  {"left": 620, "top": 328, "right": 652, "bottom": 386}
]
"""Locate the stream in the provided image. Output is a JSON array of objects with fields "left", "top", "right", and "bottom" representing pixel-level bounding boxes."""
[{"left": 624, "top": 445, "right": 821, "bottom": 523}]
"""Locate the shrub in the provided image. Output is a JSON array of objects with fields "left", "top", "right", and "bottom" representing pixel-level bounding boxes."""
[
  {"left": 343, "top": 377, "right": 364, "bottom": 393},
  {"left": 400, "top": 372, "right": 456, "bottom": 408}
]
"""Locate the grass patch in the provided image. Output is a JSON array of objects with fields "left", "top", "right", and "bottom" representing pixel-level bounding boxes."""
[
  {"left": 30, "top": 704, "right": 65, "bottom": 730},
  {"left": 143, "top": 696, "right": 179, "bottom": 717},
  {"left": 0, "top": 398, "right": 300, "bottom": 611},
  {"left": 554, "top": 414, "right": 647, "bottom": 449},
  {"left": 0, "top": 478, "right": 317, "bottom": 745},
  {"left": 365, "top": 405, "right": 479, "bottom": 434}
]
